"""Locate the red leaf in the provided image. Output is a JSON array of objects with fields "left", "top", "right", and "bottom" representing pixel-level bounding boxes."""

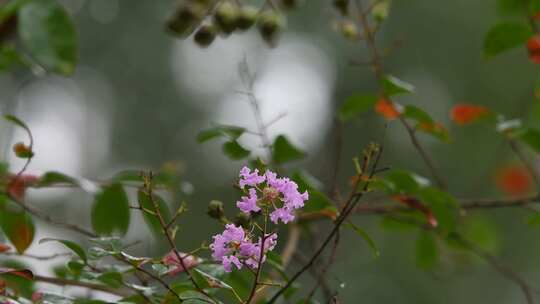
[
  {"left": 495, "top": 164, "right": 532, "bottom": 196},
  {"left": 392, "top": 195, "right": 438, "bottom": 228},
  {"left": 374, "top": 98, "right": 401, "bottom": 120},
  {"left": 0, "top": 243, "right": 10, "bottom": 253},
  {"left": 6, "top": 174, "right": 39, "bottom": 201},
  {"left": 450, "top": 104, "right": 490, "bottom": 125},
  {"left": 527, "top": 35, "right": 540, "bottom": 64},
  {"left": 0, "top": 267, "right": 34, "bottom": 280}
]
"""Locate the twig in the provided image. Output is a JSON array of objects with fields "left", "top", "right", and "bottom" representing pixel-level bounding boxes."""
[
  {"left": 353, "top": 0, "right": 448, "bottom": 190},
  {"left": 245, "top": 206, "right": 269, "bottom": 303},
  {"left": 142, "top": 173, "right": 215, "bottom": 303},
  {"left": 267, "top": 145, "right": 384, "bottom": 303},
  {"left": 34, "top": 274, "right": 132, "bottom": 297},
  {"left": 1, "top": 252, "right": 71, "bottom": 260}
]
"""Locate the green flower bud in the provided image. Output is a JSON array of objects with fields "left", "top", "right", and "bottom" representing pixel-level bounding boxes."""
[
  {"left": 233, "top": 212, "right": 251, "bottom": 228},
  {"left": 333, "top": 0, "right": 349, "bottom": 16},
  {"left": 194, "top": 23, "right": 217, "bottom": 47},
  {"left": 236, "top": 6, "right": 258, "bottom": 31},
  {"left": 257, "top": 11, "right": 285, "bottom": 47},
  {"left": 207, "top": 200, "right": 225, "bottom": 220},
  {"left": 338, "top": 19, "right": 359, "bottom": 40},
  {"left": 213, "top": 2, "right": 239, "bottom": 34}
]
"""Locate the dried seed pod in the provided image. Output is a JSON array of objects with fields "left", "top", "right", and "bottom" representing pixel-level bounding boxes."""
[
  {"left": 333, "top": 0, "right": 349, "bottom": 16},
  {"left": 213, "top": 2, "right": 239, "bottom": 34},
  {"left": 236, "top": 6, "right": 258, "bottom": 31},
  {"left": 166, "top": 4, "right": 205, "bottom": 37},
  {"left": 280, "top": 0, "right": 302, "bottom": 9},
  {"left": 257, "top": 11, "right": 285, "bottom": 47},
  {"left": 194, "top": 23, "right": 217, "bottom": 47}
]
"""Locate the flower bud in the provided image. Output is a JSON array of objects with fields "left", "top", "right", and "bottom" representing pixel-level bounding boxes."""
[
  {"left": 233, "top": 212, "right": 251, "bottom": 228},
  {"left": 207, "top": 200, "right": 225, "bottom": 219},
  {"left": 236, "top": 6, "right": 258, "bottom": 31},
  {"left": 194, "top": 23, "right": 217, "bottom": 47},
  {"left": 12, "top": 142, "right": 33, "bottom": 158},
  {"left": 337, "top": 19, "right": 359, "bottom": 40},
  {"left": 333, "top": 0, "right": 349, "bottom": 15},
  {"left": 257, "top": 11, "right": 285, "bottom": 47},
  {"left": 213, "top": 2, "right": 239, "bottom": 34}
]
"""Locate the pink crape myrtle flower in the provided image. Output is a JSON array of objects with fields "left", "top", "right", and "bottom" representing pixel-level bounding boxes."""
[
  {"left": 236, "top": 188, "right": 261, "bottom": 213},
  {"left": 210, "top": 224, "right": 278, "bottom": 272},
  {"left": 162, "top": 250, "right": 201, "bottom": 276},
  {"left": 235, "top": 167, "right": 309, "bottom": 224}
]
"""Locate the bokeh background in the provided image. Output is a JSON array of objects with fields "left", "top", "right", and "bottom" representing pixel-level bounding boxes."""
[{"left": 2, "top": 0, "right": 540, "bottom": 303}]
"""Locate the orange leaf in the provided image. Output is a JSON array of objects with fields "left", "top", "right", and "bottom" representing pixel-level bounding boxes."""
[
  {"left": 0, "top": 267, "right": 34, "bottom": 280},
  {"left": 6, "top": 174, "right": 39, "bottom": 201},
  {"left": 0, "top": 243, "right": 10, "bottom": 253},
  {"left": 374, "top": 98, "right": 401, "bottom": 120},
  {"left": 392, "top": 195, "right": 438, "bottom": 228},
  {"left": 495, "top": 164, "right": 532, "bottom": 196},
  {"left": 450, "top": 104, "right": 490, "bottom": 125}
]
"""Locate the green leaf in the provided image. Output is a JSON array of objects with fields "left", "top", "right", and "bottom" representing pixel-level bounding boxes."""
[
  {"left": 96, "top": 272, "right": 123, "bottom": 288},
  {"left": 0, "top": 198, "right": 35, "bottom": 254},
  {"left": 483, "top": 22, "right": 532, "bottom": 58},
  {"left": 197, "top": 125, "right": 246, "bottom": 143},
  {"left": 381, "top": 75, "right": 415, "bottom": 96},
  {"left": 4, "top": 114, "right": 29, "bottom": 130},
  {"left": 91, "top": 184, "right": 130, "bottom": 236},
  {"left": 517, "top": 128, "right": 540, "bottom": 153},
  {"left": 39, "top": 238, "right": 87, "bottom": 264},
  {"left": 137, "top": 189, "right": 171, "bottom": 237},
  {"left": 18, "top": 0, "right": 77, "bottom": 75},
  {"left": 222, "top": 140, "right": 250, "bottom": 160},
  {"left": 346, "top": 221, "right": 380, "bottom": 257},
  {"left": 418, "top": 187, "right": 458, "bottom": 234},
  {"left": 461, "top": 216, "right": 499, "bottom": 254},
  {"left": 292, "top": 172, "right": 338, "bottom": 217},
  {"left": 403, "top": 105, "right": 433, "bottom": 124},
  {"left": 272, "top": 135, "right": 306, "bottom": 164},
  {"left": 0, "top": 0, "right": 30, "bottom": 23},
  {"left": 0, "top": 45, "right": 24, "bottom": 71},
  {"left": 384, "top": 169, "right": 422, "bottom": 194},
  {"left": 338, "top": 94, "right": 378, "bottom": 121},
  {"left": 37, "top": 171, "right": 77, "bottom": 187},
  {"left": 415, "top": 231, "right": 438, "bottom": 270}
]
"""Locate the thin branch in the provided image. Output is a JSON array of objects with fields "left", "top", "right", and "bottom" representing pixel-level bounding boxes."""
[
  {"left": 34, "top": 274, "right": 132, "bottom": 297},
  {"left": 142, "top": 173, "right": 215, "bottom": 303},
  {"left": 267, "top": 145, "right": 384, "bottom": 303},
  {"left": 353, "top": 0, "right": 448, "bottom": 190},
  {"left": 1, "top": 252, "right": 71, "bottom": 260}
]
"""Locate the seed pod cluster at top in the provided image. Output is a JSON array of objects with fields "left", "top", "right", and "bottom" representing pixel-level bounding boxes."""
[{"left": 166, "top": 0, "right": 293, "bottom": 48}]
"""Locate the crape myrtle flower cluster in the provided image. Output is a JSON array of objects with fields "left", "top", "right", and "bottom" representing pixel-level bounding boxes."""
[{"left": 210, "top": 167, "right": 309, "bottom": 272}]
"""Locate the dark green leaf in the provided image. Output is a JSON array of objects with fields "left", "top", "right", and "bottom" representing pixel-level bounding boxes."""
[
  {"left": 0, "top": 45, "right": 24, "bottom": 71},
  {"left": 272, "top": 135, "right": 306, "bottom": 164},
  {"left": 197, "top": 125, "right": 246, "bottom": 143},
  {"left": 346, "top": 221, "right": 380, "bottom": 257},
  {"left": 415, "top": 231, "right": 438, "bottom": 270},
  {"left": 39, "top": 238, "right": 87, "bottom": 263},
  {"left": 37, "top": 171, "right": 77, "bottom": 187},
  {"left": 462, "top": 216, "right": 499, "bottom": 254},
  {"left": 292, "top": 172, "right": 338, "bottom": 217},
  {"left": 517, "top": 128, "right": 540, "bottom": 153},
  {"left": 18, "top": 0, "right": 77, "bottom": 75},
  {"left": 222, "top": 140, "right": 250, "bottom": 160},
  {"left": 91, "top": 184, "right": 130, "bottom": 236},
  {"left": 483, "top": 22, "right": 532, "bottom": 58},
  {"left": 381, "top": 75, "right": 415, "bottom": 96},
  {"left": 137, "top": 189, "right": 171, "bottom": 237},
  {"left": 96, "top": 272, "right": 123, "bottom": 289},
  {"left": 418, "top": 187, "right": 458, "bottom": 234},
  {"left": 338, "top": 94, "right": 378, "bottom": 121},
  {"left": 384, "top": 169, "right": 422, "bottom": 194},
  {"left": 4, "top": 114, "right": 29, "bottom": 130}
]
